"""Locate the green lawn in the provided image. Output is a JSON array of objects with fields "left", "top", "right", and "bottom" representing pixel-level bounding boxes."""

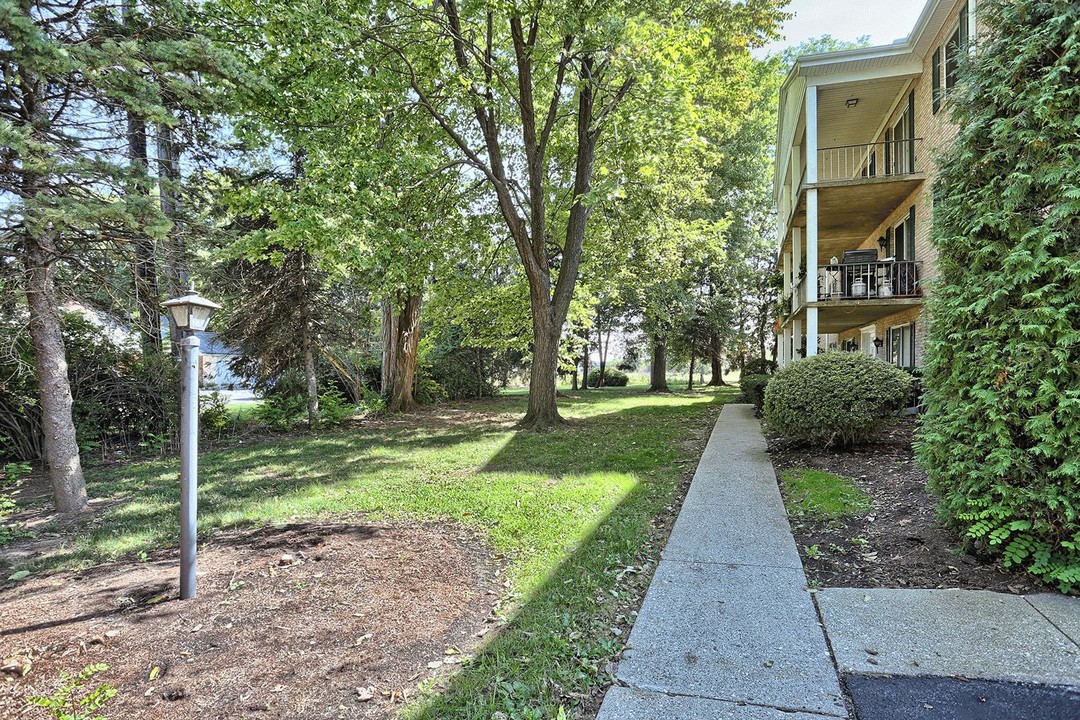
[{"left": 42, "top": 386, "right": 735, "bottom": 718}]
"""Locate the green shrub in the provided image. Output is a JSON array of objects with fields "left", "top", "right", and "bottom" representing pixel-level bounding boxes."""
[
  {"left": 587, "top": 368, "right": 629, "bottom": 387},
  {"left": 254, "top": 393, "right": 306, "bottom": 431},
  {"left": 743, "top": 357, "right": 777, "bottom": 376},
  {"left": 0, "top": 312, "right": 177, "bottom": 462},
  {"left": 318, "top": 386, "right": 356, "bottom": 426},
  {"left": 917, "top": 0, "right": 1080, "bottom": 591},
  {"left": 764, "top": 352, "right": 911, "bottom": 447},
  {"left": 739, "top": 374, "right": 770, "bottom": 414},
  {"left": 199, "top": 392, "right": 231, "bottom": 439}
]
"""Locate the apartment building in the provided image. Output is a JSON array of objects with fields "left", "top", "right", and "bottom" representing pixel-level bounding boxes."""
[{"left": 774, "top": 0, "right": 977, "bottom": 368}]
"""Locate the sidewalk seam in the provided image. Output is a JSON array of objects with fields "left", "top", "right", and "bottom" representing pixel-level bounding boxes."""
[
  {"left": 1023, "top": 597, "right": 1080, "bottom": 650},
  {"left": 612, "top": 683, "right": 849, "bottom": 718}
]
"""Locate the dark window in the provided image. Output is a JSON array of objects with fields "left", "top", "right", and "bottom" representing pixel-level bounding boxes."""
[
  {"left": 945, "top": 26, "right": 961, "bottom": 90},
  {"left": 932, "top": 48, "right": 941, "bottom": 113}
]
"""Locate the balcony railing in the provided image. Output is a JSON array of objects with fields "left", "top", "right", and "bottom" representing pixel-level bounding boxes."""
[
  {"left": 816, "top": 139, "right": 923, "bottom": 183},
  {"left": 817, "top": 261, "right": 922, "bottom": 301}
]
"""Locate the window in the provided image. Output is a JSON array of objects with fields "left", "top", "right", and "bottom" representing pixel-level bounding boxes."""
[
  {"left": 933, "top": 3, "right": 971, "bottom": 114},
  {"left": 885, "top": 92, "right": 916, "bottom": 175},
  {"left": 886, "top": 323, "right": 916, "bottom": 368},
  {"left": 892, "top": 207, "right": 916, "bottom": 260}
]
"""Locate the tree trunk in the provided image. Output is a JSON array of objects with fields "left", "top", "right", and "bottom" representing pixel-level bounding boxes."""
[
  {"left": 707, "top": 333, "right": 727, "bottom": 386},
  {"left": 649, "top": 338, "right": 669, "bottom": 392},
  {"left": 156, "top": 120, "right": 186, "bottom": 356},
  {"left": 687, "top": 343, "right": 696, "bottom": 391},
  {"left": 25, "top": 232, "right": 89, "bottom": 514},
  {"left": 127, "top": 113, "right": 160, "bottom": 354},
  {"left": 386, "top": 291, "right": 422, "bottom": 413},
  {"left": 521, "top": 314, "right": 560, "bottom": 428},
  {"left": 300, "top": 301, "right": 319, "bottom": 428},
  {"left": 20, "top": 59, "right": 88, "bottom": 514},
  {"left": 597, "top": 326, "right": 606, "bottom": 387},
  {"left": 380, "top": 301, "right": 394, "bottom": 394},
  {"left": 476, "top": 347, "right": 484, "bottom": 398},
  {"left": 571, "top": 365, "right": 578, "bottom": 391},
  {"left": 581, "top": 338, "right": 589, "bottom": 391},
  {"left": 124, "top": 1, "right": 160, "bottom": 355}
]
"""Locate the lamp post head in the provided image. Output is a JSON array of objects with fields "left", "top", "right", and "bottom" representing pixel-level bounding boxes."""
[
  {"left": 873, "top": 337, "right": 884, "bottom": 349},
  {"left": 162, "top": 284, "right": 222, "bottom": 333}
]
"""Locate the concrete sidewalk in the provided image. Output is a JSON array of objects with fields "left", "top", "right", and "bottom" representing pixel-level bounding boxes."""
[
  {"left": 598, "top": 403, "right": 847, "bottom": 718},
  {"left": 597, "top": 403, "right": 1080, "bottom": 719}
]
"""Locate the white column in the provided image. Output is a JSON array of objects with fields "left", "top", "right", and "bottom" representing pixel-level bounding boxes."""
[
  {"left": 783, "top": 251, "right": 792, "bottom": 298},
  {"left": 806, "top": 307, "right": 819, "bottom": 358},
  {"left": 792, "top": 228, "right": 802, "bottom": 304},
  {"left": 790, "top": 145, "right": 802, "bottom": 194},
  {"left": 806, "top": 189, "right": 819, "bottom": 303},
  {"left": 806, "top": 85, "right": 818, "bottom": 184},
  {"left": 793, "top": 318, "right": 803, "bottom": 359},
  {"left": 780, "top": 326, "right": 790, "bottom": 367}
]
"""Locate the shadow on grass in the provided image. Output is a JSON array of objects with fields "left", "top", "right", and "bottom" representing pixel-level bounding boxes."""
[{"left": 6, "top": 386, "right": 736, "bottom": 717}]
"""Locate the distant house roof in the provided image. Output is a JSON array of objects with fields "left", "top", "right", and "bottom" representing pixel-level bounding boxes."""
[{"left": 194, "top": 331, "right": 238, "bottom": 356}]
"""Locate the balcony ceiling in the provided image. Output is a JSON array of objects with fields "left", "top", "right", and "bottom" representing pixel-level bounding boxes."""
[
  {"left": 817, "top": 77, "right": 913, "bottom": 149},
  {"left": 789, "top": 298, "right": 924, "bottom": 334},
  {"left": 790, "top": 175, "right": 926, "bottom": 261}
]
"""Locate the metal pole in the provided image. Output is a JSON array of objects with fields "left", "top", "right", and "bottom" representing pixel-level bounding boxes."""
[{"left": 179, "top": 333, "right": 200, "bottom": 599}]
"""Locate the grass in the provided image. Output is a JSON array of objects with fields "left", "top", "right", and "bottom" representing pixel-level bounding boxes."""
[
  {"left": 22, "top": 386, "right": 736, "bottom": 719},
  {"left": 779, "top": 468, "right": 871, "bottom": 520}
]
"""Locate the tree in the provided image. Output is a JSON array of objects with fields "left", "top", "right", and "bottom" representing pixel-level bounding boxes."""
[
  {"left": 1, "top": 0, "right": 239, "bottom": 512},
  {"left": 370, "top": 0, "right": 785, "bottom": 427},
  {"left": 918, "top": 0, "right": 1080, "bottom": 590}
]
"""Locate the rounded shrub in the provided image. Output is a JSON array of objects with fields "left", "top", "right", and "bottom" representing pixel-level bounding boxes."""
[
  {"left": 739, "top": 374, "right": 770, "bottom": 414},
  {"left": 764, "top": 352, "right": 912, "bottom": 448},
  {"left": 587, "top": 368, "right": 629, "bottom": 387}
]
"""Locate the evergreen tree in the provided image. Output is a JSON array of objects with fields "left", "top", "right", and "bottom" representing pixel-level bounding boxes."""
[{"left": 917, "top": 0, "right": 1080, "bottom": 590}]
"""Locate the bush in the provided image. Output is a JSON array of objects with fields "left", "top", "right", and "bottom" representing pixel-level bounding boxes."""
[
  {"left": 587, "top": 368, "right": 629, "bottom": 387},
  {"left": 743, "top": 357, "right": 777, "bottom": 376},
  {"left": 739, "top": 374, "right": 770, "bottom": 414},
  {"left": 0, "top": 312, "right": 178, "bottom": 462},
  {"left": 318, "top": 386, "right": 356, "bottom": 426},
  {"left": 917, "top": 0, "right": 1080, "bottom": 591},
  {"left": 764, "top": 352, "right": 911, "bottom": 447},
  {"left": 199, "top": 392, "right": 231, "bottom": 440}
]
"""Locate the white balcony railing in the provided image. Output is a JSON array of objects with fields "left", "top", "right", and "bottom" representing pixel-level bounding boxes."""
[{"left": 816, "top": 139, "right": 923, "bottom": 183}]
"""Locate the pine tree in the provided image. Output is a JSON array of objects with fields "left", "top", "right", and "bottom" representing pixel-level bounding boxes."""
[
  {"left": 917, "top": 0, "right": 1080, "bottom": 590},
  {"left": 0, "top": 0, "right": 242, "bottom": 511}
]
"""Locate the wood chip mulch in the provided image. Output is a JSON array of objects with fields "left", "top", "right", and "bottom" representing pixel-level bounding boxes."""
[
  {"left": 767, "top": 417, "right": 1045, "bottom": 594},
  {"left": 0, "top": 521, "right": 501, "bottom": 719}
]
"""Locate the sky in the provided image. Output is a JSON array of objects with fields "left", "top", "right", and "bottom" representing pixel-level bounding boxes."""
[{"left": 756, "top": 0, "right": 929, "bottom": 58}]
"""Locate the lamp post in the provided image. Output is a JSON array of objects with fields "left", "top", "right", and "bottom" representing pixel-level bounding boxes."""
[
  {"left": 873, "top": 336, "right": 884, "bottom": 360},
  {"left": 162, "top": 284, "right": 221, "bottom": 600}
]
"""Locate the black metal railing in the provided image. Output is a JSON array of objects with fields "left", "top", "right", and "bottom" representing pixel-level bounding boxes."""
[
  {"left": 817, "top": 261, "right": 922, "bottom": 300},
  {"left": 816, "top": 139, "right": 923, "bottom": 182}
]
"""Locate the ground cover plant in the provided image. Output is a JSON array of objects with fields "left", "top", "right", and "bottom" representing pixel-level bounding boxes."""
[
  {"left": 0, "top": 387, "right": 734, "bottom": 719},
  {"left": 769, "top": 419, "right": 1045, "bottom": 593}
]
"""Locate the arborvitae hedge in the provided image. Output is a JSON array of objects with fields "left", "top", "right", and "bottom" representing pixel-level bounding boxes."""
[{"left": 917, "top": 0, "right": 1080, "bottom": 591}]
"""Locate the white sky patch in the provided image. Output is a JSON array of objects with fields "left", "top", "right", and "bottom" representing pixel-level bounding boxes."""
[{"left": 755, "top": 0, "right": 928, "bottom": 58}]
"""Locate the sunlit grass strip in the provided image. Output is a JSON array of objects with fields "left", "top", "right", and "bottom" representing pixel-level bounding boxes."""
[{"left": 779, "top": 468, "right": 871, "bottom": 520}]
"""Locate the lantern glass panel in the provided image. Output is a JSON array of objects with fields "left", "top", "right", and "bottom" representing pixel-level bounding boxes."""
[
  {"left": 189, "top": 306, "right": 214, "bottom": 332},
  {"left": 168, "top": 304, "right": 190, "bottom": 331}
]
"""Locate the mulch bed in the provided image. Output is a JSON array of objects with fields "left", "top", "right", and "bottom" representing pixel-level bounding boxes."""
[
  {"left": 0, "top": 521, "right": 501, "bottom": 719},
  {"left": 767, "top": 417, "right": 1045, "bottom": 594}
]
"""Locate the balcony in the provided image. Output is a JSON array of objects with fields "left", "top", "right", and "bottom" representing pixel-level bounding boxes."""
[
  {"left": 789, "top": 139, "right": 927, "bottom": 258},
  {"left": 817, "top": 138, "right": 923, "bottom": 183},
  {"left": 817, "top": 260, "right": 922, "bottom": 300}
]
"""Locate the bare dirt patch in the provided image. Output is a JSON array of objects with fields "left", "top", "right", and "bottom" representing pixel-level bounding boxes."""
[
  {"left": 0, "top": 521, "right": 500, "bottom": 719},
  {"left": 768, "top": 418, "right": 1045, "bottom": 594}
]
